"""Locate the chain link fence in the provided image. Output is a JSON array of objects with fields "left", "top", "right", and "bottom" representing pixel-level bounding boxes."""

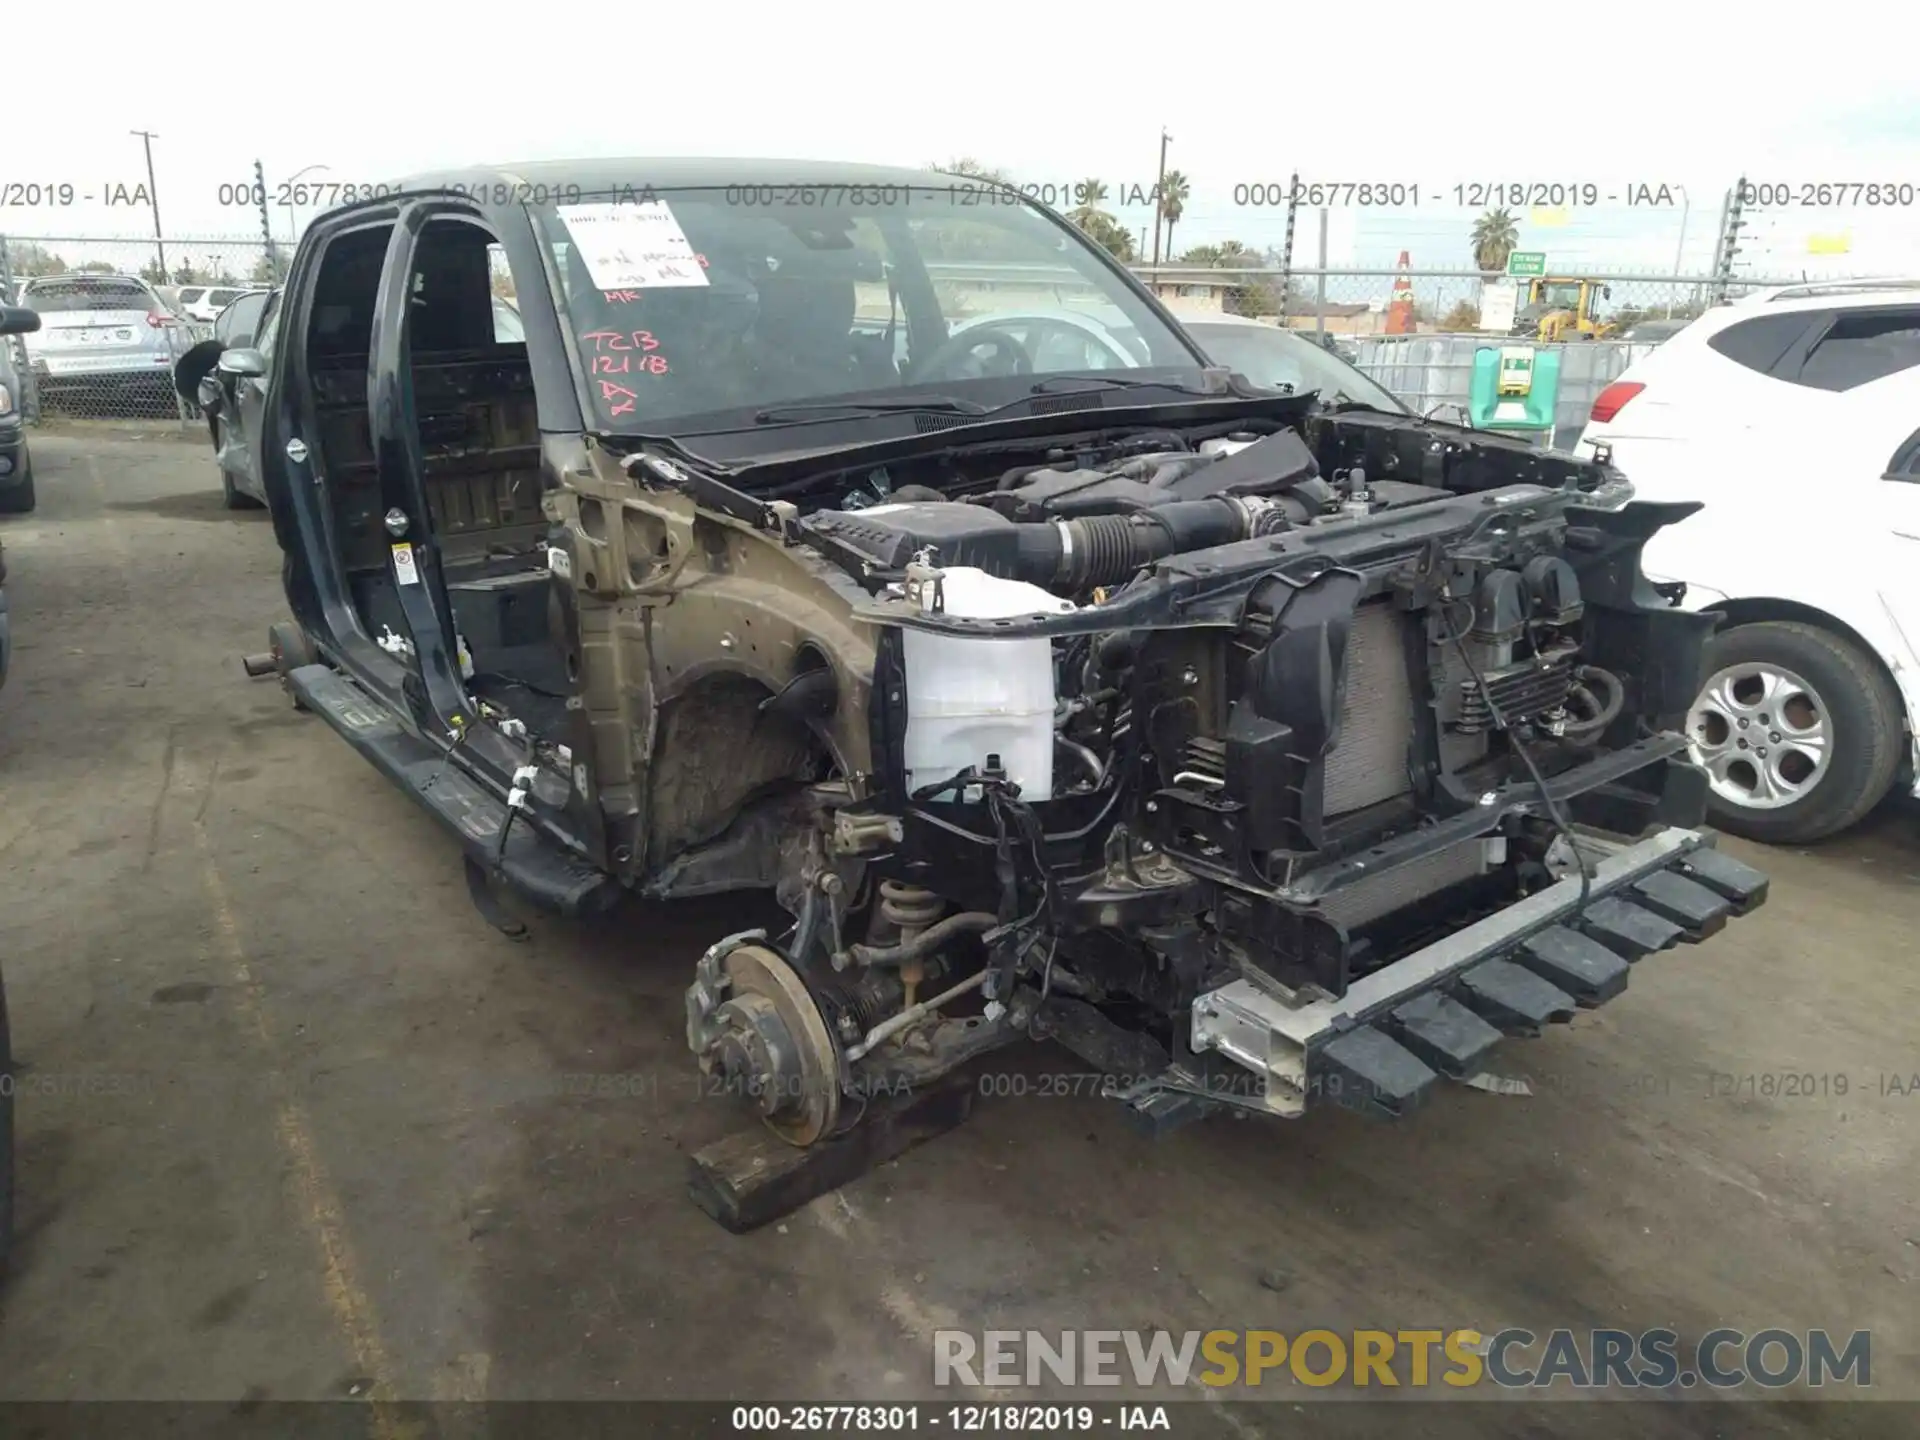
[
  {"left": 1350, "top": 335, "right": 1655, "bottom": 448},
  {"left": 0, "top": 229, "right": 1867, "bottom": 431},
  {"left": 1128, "top": 265, "right": 1776, "bottom": 333},
  {"left": 2, "top": 234, "right": 280, "bottom": 424}
]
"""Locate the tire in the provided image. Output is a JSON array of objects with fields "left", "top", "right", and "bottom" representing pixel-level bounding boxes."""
[
  {"left": 0, "top": 457, "right": 32, "bottom": 516},
  {"left": 1, "top": 959, "right": 13, "bottom": 1278},
  {"left": 220, "top": 466, "right": 264, "bottom": 511},
  {"left": 214, "top": 417, "right": 263, "bottom": 511},
  {"left": 1688, "top": 621, "right": 1903, "bottom": 844}
]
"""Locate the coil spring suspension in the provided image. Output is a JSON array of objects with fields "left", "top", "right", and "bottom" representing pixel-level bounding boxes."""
[
  {"left": 879, "top": 880, "right": 945, "bottom": 1007},
  {"left": 879, "top": 880, "right": 944, "bottom": 931}
]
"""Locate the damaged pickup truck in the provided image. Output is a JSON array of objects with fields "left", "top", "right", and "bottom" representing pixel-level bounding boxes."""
[{"left": 237, "top": 160, "right": 1767, "bottom": 1156}]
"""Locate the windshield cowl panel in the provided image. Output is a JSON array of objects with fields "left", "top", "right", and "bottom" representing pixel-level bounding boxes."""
[
  {"left": 628, "top": 389, "right": 1318, "bottom": 486},
  {"left": 530, "top": 185, "right": 1208, "bottom": 444}
]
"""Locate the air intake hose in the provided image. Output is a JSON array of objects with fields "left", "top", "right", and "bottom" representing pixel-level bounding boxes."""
[{"left": 1044, "top": 498, "right": 1275, "bottom": 589}]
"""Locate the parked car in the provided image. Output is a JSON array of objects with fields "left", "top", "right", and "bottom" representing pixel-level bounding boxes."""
[
  {"left": 177, "top": 284, "right": 265, "bottom": 325},
  {"left": 1578, "top": 279, "right": 1920, "bottom": 842},
  {"left": 1, "top": 304, "right": 43, "bottom": 694},
  {"left": 0, "top": 306, "right": 34, "bottom": 515},
  {"left": 16, "top": 274, "right": 189, "bottom": 413},
  {"left": 232, "top": 160, "right": 1765, "bottom": 1194},
  {"left": 173, "top": 288, "right": 283, "bottom": 508},
  {"left": 177, "top": 288, "right": 524, "bottom": 510},
  {"left": 1180, "top": 313, "right": 1405, "bottom": 412}
]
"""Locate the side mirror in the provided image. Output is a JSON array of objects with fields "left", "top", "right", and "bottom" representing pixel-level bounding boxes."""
[
  {"left": 0, "top": 305, "right": 42, "bottom": 337},
  {"left": 216, "top": 347, "right": 268, "bottom": 379}
]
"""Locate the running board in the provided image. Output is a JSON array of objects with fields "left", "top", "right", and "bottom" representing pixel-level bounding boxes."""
[{"left": 285, "top": 663, "right": 619, "bottom": 918}]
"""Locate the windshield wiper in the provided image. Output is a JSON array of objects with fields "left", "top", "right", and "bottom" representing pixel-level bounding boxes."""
[
  {"left": 1318, "top": 392, "right": 1396, "bottom": 415},
  {"left": 1027, "top": 370, "right": 1241, "bottom": 400},
  {"left": 744, "top": 372, "right": 1246, "bottom": 433},
  {"left": 753, "top": 395, "right": 987, "bottom": 424}
]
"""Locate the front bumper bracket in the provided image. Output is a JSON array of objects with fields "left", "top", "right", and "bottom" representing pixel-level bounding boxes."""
[{"left": 1186, "top": 826, "right": 1767, "bottom": 1120}]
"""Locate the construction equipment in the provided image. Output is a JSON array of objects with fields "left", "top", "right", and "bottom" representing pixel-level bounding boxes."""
[{"left": 1511, "top": 277, "right": 1615, "bottom": 341}]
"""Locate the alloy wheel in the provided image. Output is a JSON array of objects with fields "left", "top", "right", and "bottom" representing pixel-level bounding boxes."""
[{"left": 1688, "top": 662, "right": 1831, "bottom": 811}]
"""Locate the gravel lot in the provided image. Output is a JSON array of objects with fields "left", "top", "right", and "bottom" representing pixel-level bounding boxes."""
[{"left": 1, "top": 429, "right": 1915, "bottom": 1436}]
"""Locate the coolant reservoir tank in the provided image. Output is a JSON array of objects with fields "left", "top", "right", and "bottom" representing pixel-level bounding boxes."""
[{"left": 899, "top": 566, "right": 1072, "bottom": 802}]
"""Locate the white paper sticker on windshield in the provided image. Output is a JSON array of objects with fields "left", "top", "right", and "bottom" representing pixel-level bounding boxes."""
[{"left": 557, "top": 201, "right": 709, "bottom": 291}]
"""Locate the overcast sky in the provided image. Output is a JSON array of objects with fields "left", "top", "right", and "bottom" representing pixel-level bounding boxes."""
[{"left": 6, "top": 3, "right": 1917, "bottom": 277}]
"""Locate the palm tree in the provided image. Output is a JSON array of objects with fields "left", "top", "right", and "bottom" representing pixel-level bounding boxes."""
[
  {"left": 1068, "top": 179, "right": 1111, "bottom": 229},
  {"left": 1471, "top": 208, "right": 1520, "bottom": 274},
  {"left": 1157, "top": 169, "right": 1191, "bottom": 258},
  {"left": 1215, "top": 239, "right": 1254, "bottom": 265},
  {"left": 933, "top": 157, "right": 1012, "bottom": 186},
  {"left": 1079, "top": 212, "right": 1136, "bottom": 261}
]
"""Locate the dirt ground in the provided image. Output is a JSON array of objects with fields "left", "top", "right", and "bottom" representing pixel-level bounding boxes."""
[{"left": 1, "top": 429, "right": 1915, "bottom": 1436}]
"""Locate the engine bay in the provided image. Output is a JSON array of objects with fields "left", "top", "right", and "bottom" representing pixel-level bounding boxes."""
[{"left": 654, "top": 403, "right": 1736, "bottom": 1143}]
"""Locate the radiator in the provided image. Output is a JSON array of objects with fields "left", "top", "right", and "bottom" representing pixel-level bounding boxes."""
[
  {"left": 1317, "top": 838, "right": 1492, "bottom": 930},
  {"left": 1322, "top": 602, "right": 1416, "bottom": 814},
  {"left": 1320, "top": 601, "right": 1489, "bottom": 815}
]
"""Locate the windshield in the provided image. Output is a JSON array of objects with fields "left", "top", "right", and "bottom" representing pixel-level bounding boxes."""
[
  {"left": 22, "top": 279, "right": 155, "bottom": 313},
  {"left": 1182, "top": 322, "right": 1403, "bottom": 412},
  {"left": 530, "top": 186, "right": 1205, "bottom": 431}
]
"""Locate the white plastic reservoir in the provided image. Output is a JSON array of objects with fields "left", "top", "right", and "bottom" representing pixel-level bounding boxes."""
[{"left": 900, "top": 566, "right": 1073, "bottom": 802}]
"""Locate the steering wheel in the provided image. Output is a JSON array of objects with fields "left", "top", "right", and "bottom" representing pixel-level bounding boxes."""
[
  {"left": 909, "top": 324, "right": 1034, "bottom": 382},
  {"left": 1018, "top": 314, "right": 1142, "bottom": 369}
]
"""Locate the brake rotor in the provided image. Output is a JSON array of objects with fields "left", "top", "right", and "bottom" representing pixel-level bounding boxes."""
[{"left": 717, "top": 944, "right": 841, "bottom": 1147}]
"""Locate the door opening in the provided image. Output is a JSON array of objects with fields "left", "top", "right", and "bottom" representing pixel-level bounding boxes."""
[{"left": 403, "top": 219, "right": 572, "bottom": 740}]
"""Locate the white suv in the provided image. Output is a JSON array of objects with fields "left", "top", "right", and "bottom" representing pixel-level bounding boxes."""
[
  {"left": 178, "top": 285, "right": 264, "bottom": 325},
  {"left": 1578, "top": 280, "right": 1920, "bottom": 843}
]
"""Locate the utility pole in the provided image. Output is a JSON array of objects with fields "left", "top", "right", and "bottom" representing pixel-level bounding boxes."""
[
  {"left": 1315, "top": 208, "right": 1329, "bottom": 341},
  {"left": 131, "top": 129, "right": 167, "bottom": 281},
  {"left": 1712, "top": 177, "right": 1747, "bottom": 304},
  {"left": 1279, "top": 170, "right": 1300, "bottom": 316},
  {"left": 253, "top": 160, "right": 281, "bottom": 282},
  {"left": 1150, "top": 128, "right": 1171, "bottom": 270}
]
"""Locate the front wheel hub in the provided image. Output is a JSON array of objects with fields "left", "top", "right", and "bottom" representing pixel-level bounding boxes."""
[
  {"left": 712, "top": 993, "right": 806, "bottom": 1122},
  {"left": 692, "top": 944, "right": 842, "bottom": 1147}
]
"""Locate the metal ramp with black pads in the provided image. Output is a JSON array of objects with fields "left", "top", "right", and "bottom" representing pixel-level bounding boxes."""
[{"left": 1178, "top": 827, "right": 1764, "bottom": 1124}]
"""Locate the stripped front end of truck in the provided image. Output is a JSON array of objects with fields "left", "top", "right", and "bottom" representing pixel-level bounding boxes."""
[{"left": 670, "top": 399, "right": 1770, "bottom": 1144}]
